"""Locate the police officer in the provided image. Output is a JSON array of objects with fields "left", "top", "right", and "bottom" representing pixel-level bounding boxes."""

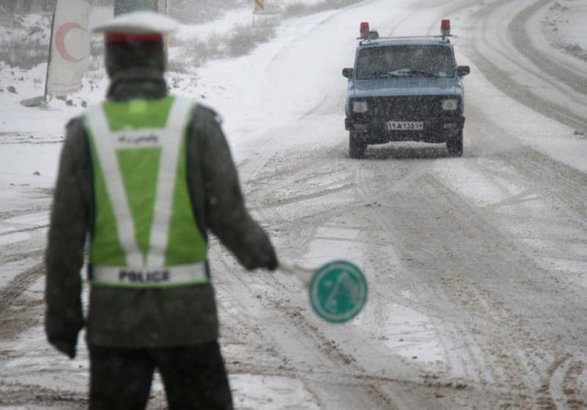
[{"left": 44, "top": 11, "right": 277, "bottom": 410}]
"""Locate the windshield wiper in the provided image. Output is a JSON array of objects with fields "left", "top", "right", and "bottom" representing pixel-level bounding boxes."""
[
  {"left": 408, "top": 70, "right": 439, "bottom": 77},
  {"left": 388, "top": 68, "right": 439, "bottom": 78},
  {"left": 367, "top": 71, "right": 409, "bottom": 78},
  {"left": 368, "top": 71, "right": 392, "bottom": 78},
  {"left": 363, "top": 69, "right": 440, "bottom": 79}
]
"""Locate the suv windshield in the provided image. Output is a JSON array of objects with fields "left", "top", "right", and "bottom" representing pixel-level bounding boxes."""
[{"left": 356, "top": 45, "right": 456, "bottom": 79}]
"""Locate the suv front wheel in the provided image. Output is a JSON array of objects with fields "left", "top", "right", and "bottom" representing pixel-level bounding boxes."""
[
  {"left": 349, "top": 131, "right": 367, "bottom": 159},
  {"left": 446, "top": 130, "right": 463, "bottom": 157}
]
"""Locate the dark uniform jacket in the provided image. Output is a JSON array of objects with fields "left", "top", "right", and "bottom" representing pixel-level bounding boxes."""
[{"left": 45, "top": 72, "right": 276, "bottom": 349}]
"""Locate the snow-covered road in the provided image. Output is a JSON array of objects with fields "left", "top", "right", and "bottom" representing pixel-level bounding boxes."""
[{"left": 1, "top": 0, "right": 586, "bottom": 408}]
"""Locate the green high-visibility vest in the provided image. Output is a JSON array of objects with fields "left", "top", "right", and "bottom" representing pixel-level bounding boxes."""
[{"left": 84, "top": 96, "right": 208, "bottom": 288}]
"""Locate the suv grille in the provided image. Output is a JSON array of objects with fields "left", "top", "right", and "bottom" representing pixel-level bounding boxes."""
[{"left": 367, "top": 96, "right": 445, "bottom": 120}]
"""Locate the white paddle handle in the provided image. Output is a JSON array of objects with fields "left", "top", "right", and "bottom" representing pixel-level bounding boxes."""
[{"left": 278, "top": 258, "right": 314, "bottom": 287}]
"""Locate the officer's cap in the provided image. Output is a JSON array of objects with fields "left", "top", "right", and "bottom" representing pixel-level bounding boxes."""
[{"left": 92, "top": 11, "right": 178, "bottom": 43}]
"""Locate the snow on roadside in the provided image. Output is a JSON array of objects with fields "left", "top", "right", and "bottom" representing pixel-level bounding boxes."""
[
  {"left": 174, "top": 7, "right": 257, "bottom": 43},
  {"left": 541, "top": 0, "right": 587, "bottom": 62},
  {"left": 518, "top": 0, "right": 587, "bottom": 172}
]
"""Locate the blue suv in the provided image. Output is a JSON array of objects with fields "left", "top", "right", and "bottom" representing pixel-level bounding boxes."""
[{"left": 342, "top": 21, "right": 470, "bottom": 158}]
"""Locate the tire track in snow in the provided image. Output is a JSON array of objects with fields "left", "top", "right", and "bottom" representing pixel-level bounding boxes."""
[
  {"left": 352, "top": 150, "right": 586, "bottom": 406},
  {"left": 352, "top": 151, "right": 543, "bottom": 401},
  {"left": 246, "top": 168, "right": 406, "bottom": 407},
  {"left": 212, "top": 245, "right": 401, "bottom": 409},
  {"left": 463, "top": 0, "right": 587, "bottom": 132},
  {"left": 0, "top": 262, "right": 44, "bottom": 314}
]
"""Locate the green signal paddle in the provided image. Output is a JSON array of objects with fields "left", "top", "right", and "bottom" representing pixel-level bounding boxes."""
[{"left": 279, "top": 259, "right": 368, "bottom": 323}]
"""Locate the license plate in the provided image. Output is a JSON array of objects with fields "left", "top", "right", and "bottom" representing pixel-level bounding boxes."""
[{"left": 386, "top": 121, "right": 424, "bottom": 131}]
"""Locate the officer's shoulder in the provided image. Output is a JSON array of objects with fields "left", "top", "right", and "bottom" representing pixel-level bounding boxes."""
[
  {"left": 65, "top": 114, "right": 87, "bottom": 136},
  {"left": 192, "top": 102, "right": 224, "bottom": 127},
  {"left": 66, "top": 108, "right": 99, "bottom": 142},
  {"left": 66, "top": 104, "right": 102, "bottom": 129}
]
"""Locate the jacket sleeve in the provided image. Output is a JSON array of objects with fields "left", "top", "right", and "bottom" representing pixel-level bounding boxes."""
[
  {"left": 190, "top": 105, "right": 277, "bottom": 270},
  {"left": 44, "top": 117, "right": 90, "bottom": 347}
]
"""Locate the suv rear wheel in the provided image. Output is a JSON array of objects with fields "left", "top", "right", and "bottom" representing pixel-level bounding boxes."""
[{"left": 349, "top": 131, "right": 367, "bottom": 159}]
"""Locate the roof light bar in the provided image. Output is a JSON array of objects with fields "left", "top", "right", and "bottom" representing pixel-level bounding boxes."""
[{"left": 359, "top": 21, "right": 378, "bottom": 40}]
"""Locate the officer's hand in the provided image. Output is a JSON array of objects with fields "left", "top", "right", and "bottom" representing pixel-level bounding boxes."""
[
  {"left": 264, "top": 249, "right": 278, "bottom": 271},
  {"left": 45, "top": 305, "right": 84, "bottom": 359},
  {"left": 256, "top": 245, "right": 278, "bottom": 271},
  {"left": 242, "top": 247, "right": 278, "bottom": 271},
  {"left": 48, "top": 332, "right": 78, "bottom": 359}
]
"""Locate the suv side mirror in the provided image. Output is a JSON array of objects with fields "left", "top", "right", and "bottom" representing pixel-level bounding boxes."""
[
  {"left": 342, "top": 68, "right": 353, "bottom": 79},
  {"left": 457, "top": 66, "right": 470, "bottom": 77}
]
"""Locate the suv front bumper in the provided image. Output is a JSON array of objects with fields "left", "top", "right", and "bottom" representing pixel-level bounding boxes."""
[{"left": 345, "top": 114, "right": 465, "bottom": 144}]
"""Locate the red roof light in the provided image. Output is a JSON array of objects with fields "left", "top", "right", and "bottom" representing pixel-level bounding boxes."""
[
  {"left": 360, "top": 21, "right": 370, "bottom": 34},
  {"left": 441, "top": 19, "right": 451, "bottom": 36}
]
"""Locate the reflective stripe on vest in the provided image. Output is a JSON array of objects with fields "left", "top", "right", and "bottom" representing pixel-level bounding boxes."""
[
  {"left": 85, "top": 97, "right": 208, "bottom": 288},
  {"left": 92, "top": 264, "right": 207, "bottom": 288}
]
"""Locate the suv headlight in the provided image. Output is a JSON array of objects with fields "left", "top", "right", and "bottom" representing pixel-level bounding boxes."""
[
  {"left": 352, "top": 100, "right": 368, "bottom": 113},
  {"left": 441, "top": 98, "right": 458, "bottom": 111}
]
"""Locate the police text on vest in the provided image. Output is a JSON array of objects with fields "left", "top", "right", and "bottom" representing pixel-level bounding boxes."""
[{"left": 119, "top": 269, "right": 171, "bottom": 283}]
